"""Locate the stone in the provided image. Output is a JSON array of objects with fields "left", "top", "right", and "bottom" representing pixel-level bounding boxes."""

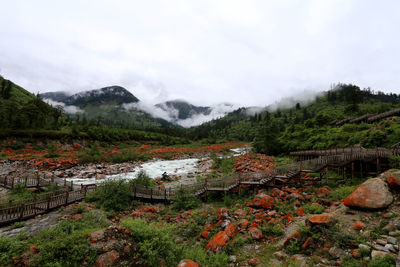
[
  {"left": 352, "top": 221, "right": 366, "bottom": 230},
  {"left": 205, "top": 231, "right": 229, "bottom": 253},
  {"left": 387, "top": 236, "right": 397, "bottom": 245},
  {"left": 225, "top": 223, "right": 238, "bottom": 239},
  {"left": 229, "top": 255, "right": 237, "bottom": 263},
  {"left": 382, "top": 224, "right": 396, "bottom": 233},
  {"left": 359, "top": 244, "right": 370, "bottom": 251},
  {"left": 177, "top": 259, "right": 199, "bottom": 267},
  {"left": 90, "top": 229, "right": 106, "bottom": 241},
  {"left": 373, "top": 245, "right": 390, "bottom": 253},
  {"left": 273, "top": 251, "right": 288, "bottom": 260},
  {"left": 371, "top": 250, "right": 389, "bottom": 259},
  {"left": 344, "top": 178, "right": 393, "bottom": 209},
  {"left": 216, "top": 208, "right": 229, "bottom": 220},
  {"left": 289, "top": 254, "right": 307, "bottom": 267},
  {"left": 248, "top": 226, "right": 263, "bottom": 240},
  {"left": 376, "top": 239, "right": 387, "bottom": 246},
  {"left": 387, "top": 173, "right": 400, "bottom": 189},
  {"left": 316, "top": 186, "right": 331, "bottom": 197},
  {"left": 248, "top": 258, "right": 261, "bottom": 266},
  {"left": 389, "top": 231, "right": 400, "bottom": 237},
  {"left": 328, "top": 247, "right": 345, "bottom": 259},
  {"left": 201, "top": 231, "right": 209, "bottom": 238},
  {"left": 307, "top": 214, "right": 333, "bottom": 226},
  {"left": 385, "top": 244, "right": 397, "bottom": 253},
  {"left": 247, "top": 193, "right": 274, "bottom": 209},
  {"left": 295, "top": 208, "right": 306, "bottom": 216},
  {"left": 96, "top": 250, "right": 119, "bottom": 267},
  {"left": 301, "top": 237, "right": 312, "bottom": 251},
  {"left": 287, "top": 192, "right": 304, "bottom": 200}
]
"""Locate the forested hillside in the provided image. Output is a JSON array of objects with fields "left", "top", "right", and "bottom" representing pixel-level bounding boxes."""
[{"left": 189, "top": 84, "right": 400, "bottom": 154}]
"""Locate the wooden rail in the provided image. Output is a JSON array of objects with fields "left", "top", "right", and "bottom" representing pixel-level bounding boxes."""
[{"left": 0, "top": 184, "right": 96, "bottom": 225}]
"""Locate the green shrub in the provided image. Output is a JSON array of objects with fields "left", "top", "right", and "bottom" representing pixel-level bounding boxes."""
[
  {"left": 77, "top": 143, "right": 102, "bottom": 164},
  {"left": 44, "top": 141, "right": 59, "bottom": 158},
  {"left": 286, "top": 239, "right": 301, "bottom": 255},
  {"left": 121, "top": 218, "right": 182, "bottom": 266},
  {"left": 182, "top": 245, "right": 229, "bottom": 267},
  {"left": 172, "top": 187, "right": 201, "bottom": 211},
  {"left": 13, "top": 221, "right": 26, "bottom": 228},
  {"left": 303, "top": 203, "right": 324, "bottom": 214},
  {"left": 329, "top": 185, "right": 357, "bottom": 201},
  {"left": 130, "top": 170, "right": 153, "bottom": 187},
  {"left": 389, "top": 156, "right": 400, "bottom": 169},
  {"left": 85, "top": 179, "right": 133, "bottom": 211},
  {"left": 111, "top": 151, "right": 148, "bottom": 163},
  {"left": 0, "top": 234, "right": 28, "bottom": 266},
  {"left": 341, "top": 255, "right": 360, "bottom": 267},
  {"left": 9, "top": 183, "right": 34, "bottom": 201},
  {"left": 367, "top": 255, "right": 396, "bottom": 267},
  {"left": 260, "top": 224, "right": 284, "bottom": 237},
  {"left": 359, "top": 246, "right": 370, "bottom": 257}
]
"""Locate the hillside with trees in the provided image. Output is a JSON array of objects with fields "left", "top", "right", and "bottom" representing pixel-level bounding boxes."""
[{"left": 189, "top": 84, "right": 400, "bottom": 154}]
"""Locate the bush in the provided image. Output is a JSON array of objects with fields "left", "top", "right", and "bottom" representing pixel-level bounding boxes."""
[
  {"left": 121, "top": 218, "right": 182, "bottom": 266},
  {"left": 77, "top": 143, "right": 102, "bottom": 164},
  {"left": 389, "top": 155, "right": 400, "bottom": 169},
  {"left": 303, "top": 203, "right": 324, "bottom": 214},
  {"left": 0, "top": 233, "right": 28, "bottom": 266},
  {"left": 260, "top": 224, "right": 284, "bottom": 237},
  {"left": 13, "top": 221, "right": 26, "bottom": 228},
  {"left": 329, "top": 185, "right": 357, "bottom": 201},
  {"left": 44, "top": 141, "right": 59, "bottom": 158},
  {"left": 172, "top": 187, "right": 201, "bottom": 211},
  {"left": 182, "top": 246, "right": 229, "bottom": 267},
  {"left": 130, "top": 170, "right": 153, "bottom": 187},
  {"left": 367, "top": 255, "right": 396, "bottom": 267},
  {"left": 110, "top": 151, "right": 148, "bottom": 163},
  {"left": 85, "top": 179, "right": 133, "bottom": 211},
  {"left": 9, "top": 183, "right": 34, "bottom": 201}
]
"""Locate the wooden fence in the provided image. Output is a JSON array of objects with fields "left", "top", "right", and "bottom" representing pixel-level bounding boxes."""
[{"left": 0, "top": 184, "right": 96, "bottom": 225}]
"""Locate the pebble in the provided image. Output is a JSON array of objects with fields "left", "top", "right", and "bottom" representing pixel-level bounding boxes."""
[
  {"left": 359, "top": 244, "right": 370, "bottom": 250},
  {"left": 373, "top": 245, "right": 390, "bottom": 253},
  {"left": 229, "top": 255, "right": 237, "bottom": 263},
  {"left": 386, "top": 236, "right": 397, "bottom": 245},
  {"left": 371, "top": 250, "right": 389, "bottom": 259},
  {"left": 376, "top": 239, "right": 387, "bottom": 246},
  {"left": 389, "top": 230, "right": 400, "bottom": 237}
]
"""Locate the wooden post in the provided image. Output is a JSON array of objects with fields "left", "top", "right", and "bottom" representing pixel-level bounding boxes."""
[
  {"left": 351, "top": 162, "right": 354, "bottom": 180},
  {"left": 360, "top": 162, "right": 363, "bottom": 178},
  {"left": 376, "top": 157, "right": 380, "bottom": 174},
  {"left": 25, "top": 177, "right": 28, "bottom": 187},
  {"left": 150, "top": 188, "right": 153, "bottom": 201},
  {"left": 11, "top": 178, "right": 14, "bottom": 189},
  {"left": 342, "top": 167, "right": 345, "bottom": 181},
  {"left": 64, "top": 179, "right": 66, "bottom": 186},
  {"left": 47, "top": 195, "right": 51, "bottom": 210},
  {"left": 33, "top": 195, "right": 37, "bottom": 215},
  {"left": 36, "top": 173, "right": 40, "bottom": 187},
  {"left": 65, "top": 191, "right": 69, "bottom": 205},
  {"left": 164, "top": 188, "right": 167, "bottom": 202},
  {"left": 19, "top": 204, "right": 25, "bottom": 219},
  {"left": 326, "top": 166, "right": 329, "bottom": 184}
]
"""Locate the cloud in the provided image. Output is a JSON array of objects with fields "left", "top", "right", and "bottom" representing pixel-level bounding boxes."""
[
  {"left": 42, "top": 98, "right": 83, "bottom": 114},
  {"left": 0, "top": 0, "right": 399, "bottom": 108}
]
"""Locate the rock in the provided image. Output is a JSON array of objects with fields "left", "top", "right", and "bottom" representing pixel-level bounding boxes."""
[
  {"left": 382, "top": 224, "right": 396, "bottom": 233},
  {"left": 247, "top": 193, "right": 274, "bottom": 209},
  {"left": 248, "top": 226, "right": 263, "bottom": 240},
  {"left": 387, "top": 236, "right": 397, "bottom": 245},
  {"left": 295, "top": 208, "right": 305, "bottom": 216},
  {"left": 359, "top": 244, "right": 370, "bottom": 251},
  {"left": 225, "top": 223, "right": 238, "bottom": 239},
  {"left": 205, "top": 231, "right": 229, "bottom": 253},
  {"left": 371, "top": 250, "right": 389, "bottom": 259},
  {"left": 177, "top": 259, "right": 199, "bottom": 267},
  {"left": 376, "top": 239, "right": 387, "bottom": 246},
  {"left": 387, "top": 173, "right": 400, "bottom": 188},
  {"left": 201, "top": 231, "right": 209, "bottom": 238},
  {"left": 328, "top": 247, "right": 345, "bottom": 259},
  {"left": 385, "top": 244, "right": 396, "bottom": 253},
  {"left": 389, "top": 231, "right": 400, "bottom": 237},
  {"left": 287, "top": 192, "right": 304, "bottom": 200},
  {"left": 90, "top": 229, "right": 106, "bottom": 241},
  {"left": 352, "top": 221, "right": 366, "bottom": 230},
  {"left": 248, "top": 258, "right": 261, "bottom": 266},
  {"left": 373, "top": 245, "right": 390, "bottom": 253},
  {"left": 316, "top": 186, "right": 331, "bottom": 197},
  {"left": 216, "top": 208, "right": 229, "bottom": 220},
  {"left": 273, "top": 251, "right": 288, "bottom": 260},
  {"left": 96, "top": 250, "right": 119, "bottom": 267},
  {"left": 307, "top": 214, "right": 333, "bottom": 226},
  {"left": 301, "top": 237, "right": 312, "bottom": 251},
  {"left": 344, "top": 178, "right": 393, "bottom": 209},
  {"left": 289, "top": 254, "right": 307, "bottom": 267},
  {"left": 229, "top": 255, "right": 237, "bottom": 263},
  {"left": 233, "top": 209, "right": 247, "bottom": 217}
]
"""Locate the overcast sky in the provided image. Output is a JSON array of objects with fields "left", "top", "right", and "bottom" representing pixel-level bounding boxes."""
[{"left": 0, "top": 0, "right": 399, "bottom": 106}]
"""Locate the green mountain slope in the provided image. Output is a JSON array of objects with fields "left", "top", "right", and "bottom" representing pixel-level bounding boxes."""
[
  {"left": 190, "top": 84, "right": 400, "bottom": 154},
  {"left": 0, "top": 76, "right": 61, "bottom": 130}
]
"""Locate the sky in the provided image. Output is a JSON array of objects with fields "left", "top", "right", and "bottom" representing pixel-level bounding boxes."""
[{"left": 0, "top": 0, "right": 399, "bottom": 107}]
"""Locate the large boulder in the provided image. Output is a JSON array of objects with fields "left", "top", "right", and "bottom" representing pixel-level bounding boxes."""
[
  {"left": 205, "top": 231, "right": 229, "bottom": 253},
  {"left": 386, "top": 170, "right": 400, "bottom": 188},
  {"left": 247, "top": 193, "right": 274, "bottom": 209},
  {"left": 344, "top": 178, "right": 393, "bottom": 209}
]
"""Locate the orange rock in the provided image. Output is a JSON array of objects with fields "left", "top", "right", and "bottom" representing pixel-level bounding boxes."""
[
  {"left": 248, "top": 226, "right": 263, "bottom": 240},
  {"left": 301, "top": 237, "right": 312, "bottom": 251},
  {"left": 177, "top": 259, "right": 199, "bottom": 267},
  {"left": 247, "top": 193, "right": 274, "bottom": 209},
  {"left": 201, "top": 231, "right": 209, "bottom": 238},
  {"left": 241, "top": 219, "right": 249, "bottom": 228},
  {"left": 123, "top": 245, "right": 131, "bottom": 253},
  {"left": 216, "top": 208, "right": 229, "bottom": 220},
  {"left": 387, "top": 176, "right": 400, "bottom": 188},
  {"left": 29, "top": 246, "right": 40, "bottom": 253},
  {"left": 295, "top": 208, "right": 305, "bottom": 216},
  {"left": 352, "top": 221, "right": 365, "bottom": 230},
  {"left": 205, "top": 231, "right": 229, "bottom": 253},
  {"left": 96, "top": 250, "right": 120, "bottom": 267},
  {"left": 352, "top": 249, "right": 360, "bottom": 258},
  {"left": 316, "top": 186, "right": 331, "bottom": 197},
  {"left": 284, "top": 231, "right": 299, "bottom": 246},
  {"left": 344, "top": 178, "right": 393, "bottom": 209},
  {"left": 225, "top": 224, "right": 238, "bottom": 238},
  {"left": 74, "top": 214, "right": 83, "bottom": 219},
  {"left": 307, "top": 214, "right": 333, "bottom": 226},
  {"left": 248, "top": 258, "right": 261, "bottom": 266}
]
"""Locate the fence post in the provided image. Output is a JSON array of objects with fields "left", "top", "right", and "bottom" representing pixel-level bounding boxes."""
[
  {"left": 150, "top": 188, "right": 153, "bottom": 201},
  {"left": 25, "top": 177, "right": 28, "bottom": 187},
  {"left": 36, "top": 172, "right": 40, "bottom": 187},
  {"left": 33, "top": 195, "right": 37, "bottom": 215},
  {"left": 11, "top": 178, "right": 14, "bottom": 189},
  {"left": 19, "top": 204, "right": 25, "bottom": 219},
  {"left": 64, "top": 179, "right": 66, "bottom": 187},
  {"left": 65, "top": 191, "right": 69, "bottom": 205},
  {"left": 47, "top": 195, "right": 51, "bottom": 210},
  {"left": 164, "top": 189, "right": 167, "bottom": 202}
]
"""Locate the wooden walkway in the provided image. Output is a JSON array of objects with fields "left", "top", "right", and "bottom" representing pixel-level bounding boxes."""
[
  {"left": 0, "top": 184, "right": 96, "bottom": 226},
  {"left": 1, "top": 146, "right": 398, "bottom": 225}
]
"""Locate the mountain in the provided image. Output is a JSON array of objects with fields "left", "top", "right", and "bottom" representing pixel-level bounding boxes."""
[
  {"left": 155, "top": 100, "right": 212, "bottom": 121},
  {"left": 40, "top": 86, "right": 139, "bottom": 107},
  {"left": 190, "top": 84, "right": 400, "bottom": 154},
  {"left": 0, "top": 76, "right": 61, "bottom": 130}
]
